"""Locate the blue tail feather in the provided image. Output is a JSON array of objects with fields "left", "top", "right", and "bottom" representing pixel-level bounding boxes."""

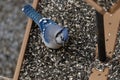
[{"left": 22, "top": 5, "right": 43, "bottom": 28}]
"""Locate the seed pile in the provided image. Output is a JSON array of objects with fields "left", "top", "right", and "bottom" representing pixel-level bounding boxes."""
[
  {"left": 19, "top": 0, "right": 120, "bottom": 80},
  {"left": 96, "top": 0, "right": 117, "bottom": 11}
]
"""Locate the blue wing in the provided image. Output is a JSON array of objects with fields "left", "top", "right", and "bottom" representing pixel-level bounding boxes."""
[{"left": 39, "top": 18, "right": 56, "bottom": 32}]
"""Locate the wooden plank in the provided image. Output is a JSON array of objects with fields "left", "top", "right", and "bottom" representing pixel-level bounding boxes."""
[
  {"left": 84, "top": 0, "right": 106, "bottom": 15},
  {"left": 104, "top": 9, "right": 120, "bottom": 58},
  {"left": 13, "top": 0, "right": 39, "bottom": 80},
  {"left": 89, "top": 68, "right": 109, "bottom": 80},
  {"left": 109, "top": 0, "right": 120, "bottom": 13}
]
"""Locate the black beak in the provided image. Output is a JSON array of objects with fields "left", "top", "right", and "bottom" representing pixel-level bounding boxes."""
[{"left": 62, "top": 42, "right": 65, "bottom": 46}]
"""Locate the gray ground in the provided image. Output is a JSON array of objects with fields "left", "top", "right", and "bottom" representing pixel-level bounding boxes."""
[{"left": 0, "top": 0, "right": 32, "bottom": 78}]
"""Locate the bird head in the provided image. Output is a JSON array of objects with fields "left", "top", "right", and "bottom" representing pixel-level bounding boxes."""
[{"left": 55, "top": 27, "right": 69, "bottom": 46}]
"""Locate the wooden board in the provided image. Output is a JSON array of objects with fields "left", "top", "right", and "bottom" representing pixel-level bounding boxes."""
[
  {"left": 104, "top": 11, "right": 120, "bottom": 58},
  {"left": 13, "top": 0, "right": 39, "bottom": 80},
  {"left": 89, "top": 68, "right": 109, "bottom": 80},
  {"left": 85, "top": 0, "right": 120, "bottom": 80}
]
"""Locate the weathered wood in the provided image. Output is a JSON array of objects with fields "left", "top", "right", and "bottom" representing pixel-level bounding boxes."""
[
  {"left": 104, "top": 11, "right": 120, "bottom": 58},
  {"left": 89, "top": 68, "right": 109, "bottom": 80}
]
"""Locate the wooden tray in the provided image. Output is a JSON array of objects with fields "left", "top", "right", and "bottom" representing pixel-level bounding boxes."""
[{"left": 13, "top": 0, "right": 120, "bottom": 80}]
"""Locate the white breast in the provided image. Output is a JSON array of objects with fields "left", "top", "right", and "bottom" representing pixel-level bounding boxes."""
[{"left": 41, "top": 35, "right": 62, "bottom": 49}]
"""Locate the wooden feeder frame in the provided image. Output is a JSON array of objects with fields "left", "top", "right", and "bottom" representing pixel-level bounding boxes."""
[
  {"left": 85, "top": 0, "right": 120, "bottom": 80},
  {"left": 13, "top": 0, "right": 120, "bottom": 80}
]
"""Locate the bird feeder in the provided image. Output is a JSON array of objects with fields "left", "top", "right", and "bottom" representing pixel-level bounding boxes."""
[
  {"left": 13, "top": 0, "right": 120, "bottom": 80},
  {"left": 85, "top": 0, "right": 120, "bottom": 80}
]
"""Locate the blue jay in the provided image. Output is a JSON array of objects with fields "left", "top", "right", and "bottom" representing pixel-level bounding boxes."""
[{"left": 22, "top": 5, "right": 69, "bottom": 49}]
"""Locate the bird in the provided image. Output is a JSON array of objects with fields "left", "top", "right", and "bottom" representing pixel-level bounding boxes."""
[{"left": 22, "top": 4, "right": 69, "bottom": 49}]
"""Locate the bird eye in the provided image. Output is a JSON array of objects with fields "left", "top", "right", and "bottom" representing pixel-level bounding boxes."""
[
  {"left": 60, "top": 36, "right": 62, "bottom": 38},
  {"left": 61, "top": 36, "right": 64, "bottom": 41}
]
